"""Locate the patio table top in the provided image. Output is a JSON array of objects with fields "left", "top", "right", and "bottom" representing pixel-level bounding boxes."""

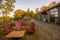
[{"left": 5, "top": 31, "right": 25, "bottom": 38}]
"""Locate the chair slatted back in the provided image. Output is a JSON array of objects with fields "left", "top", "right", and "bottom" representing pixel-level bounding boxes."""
[
  {"left": 27, "top": 22, "right": 35, "bottom": 33},
  {"left": 15, "top": 20, "right": 23, "bottom": 31},
  {"left": 3, "top": 24, "right": 11, "bottom": 35}
]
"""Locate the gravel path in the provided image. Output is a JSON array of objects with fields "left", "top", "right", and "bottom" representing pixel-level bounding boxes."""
[{"left": 24, "top": 20, "right": 60, "bottom": 40}]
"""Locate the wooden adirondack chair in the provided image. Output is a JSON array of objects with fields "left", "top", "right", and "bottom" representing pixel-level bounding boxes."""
[
  {"left": 18, "top": 20, "right": 24, "bottom": 30},
  {"left": 3, "top": 24, "right": 11, "bottom": 35},
  {"left": 18, "top": 20, "right": 23, "bottom": 26},
  {"left": 27, "top": 22, "right": 35, "bottom": 34},
  {"left": 15, "top": 20, "right": 23, "bottom": 31}
]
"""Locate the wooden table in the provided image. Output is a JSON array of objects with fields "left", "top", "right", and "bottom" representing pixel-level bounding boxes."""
[{"left": 5, "top": 31, "right": 25, "bottom": 40}]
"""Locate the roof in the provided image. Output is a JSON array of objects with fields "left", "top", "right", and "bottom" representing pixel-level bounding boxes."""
[{"left": 45, "top": 2, "right": 60, "bottom": 11}]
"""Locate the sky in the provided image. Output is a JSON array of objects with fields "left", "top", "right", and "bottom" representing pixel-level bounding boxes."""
[
  {"left": 0, "top": 0, "right": 60, "bottom": 17},
  {"left": 14, "top": 0, "right": 60, "bottom": 11}
]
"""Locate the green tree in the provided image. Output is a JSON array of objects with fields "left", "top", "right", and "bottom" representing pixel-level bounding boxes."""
[
  {"left": 30, "top": 11, "right": 35, "bottom": 19},
  {"left": 25, "top": 9, "right": 36, "bottom": 19},
  {"left": 0, "top": 0, "right": 16, "bottom": 23}
]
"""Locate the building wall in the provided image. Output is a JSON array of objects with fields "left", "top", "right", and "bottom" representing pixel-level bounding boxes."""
[
  {"left": 55, "top": 6, "right": 60, "bottom": 23},
  {"left": 46, "top": 6, "right": 60, "bottom": 23},
  {"left": 57, "top": 6, "right": 60, "bottom": 17}
]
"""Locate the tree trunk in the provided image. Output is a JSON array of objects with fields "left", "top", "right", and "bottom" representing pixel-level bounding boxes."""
[{"left": 3, "top": 12, "right": 5, "bottom": 24}]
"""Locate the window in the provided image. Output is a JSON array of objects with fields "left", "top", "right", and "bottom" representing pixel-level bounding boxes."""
[{"left": 49, "top": 8, "right": 58, "bottom": 17}]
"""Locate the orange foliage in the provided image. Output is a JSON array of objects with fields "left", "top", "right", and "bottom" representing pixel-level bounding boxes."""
[
  {"left": 52, "top": 1, "right": 57, "bottom": 5},
  {"left": 49, "top": 1, "right": 57, "bottom": 7},
  {"left": 14, "top": 9, "right": 25, "bottom": 16}
]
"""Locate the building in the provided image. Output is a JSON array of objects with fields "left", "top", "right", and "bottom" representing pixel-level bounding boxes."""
[{"left": 45, "top": 2, "right": 60, "bottom": 24}]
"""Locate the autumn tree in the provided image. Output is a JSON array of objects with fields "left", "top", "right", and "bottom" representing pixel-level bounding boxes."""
[
  {"left": 14, "top": 9, "right": 25, "bottom": 20},
  {"left": 49, "top": 1, "right": 57, "bottom": 8},
  {"left": 41, "top": 6, "right": 49, "bottom": 11}
]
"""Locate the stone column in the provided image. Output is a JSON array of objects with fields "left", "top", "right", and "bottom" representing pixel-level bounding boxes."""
[
  {"left": 57, "top": 6, "right": 60, "bottom": 17},
  {"left": 47, "top": 11, "right": 50, "bottom": 22}
]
